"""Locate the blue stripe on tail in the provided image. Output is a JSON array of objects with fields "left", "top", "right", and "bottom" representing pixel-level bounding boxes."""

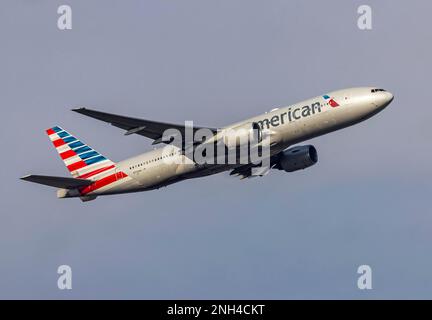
[{"left": 85, "top": 156, "right": 106, "bottom": 165}]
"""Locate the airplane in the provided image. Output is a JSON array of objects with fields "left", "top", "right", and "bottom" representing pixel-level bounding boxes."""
[{"left": 21, "top": 87, "right": 394, "bottom": 201}]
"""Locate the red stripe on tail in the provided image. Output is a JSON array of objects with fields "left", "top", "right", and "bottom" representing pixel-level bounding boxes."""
[
  {"left": 53, "top": 139, "right": 65, "bottom": 147},
  {"left": 67, "top": 160, "right": 87, "bottom": 172},
  {"left": 80, "top": 171, "right": 128, "bottom": 195},
  {"left": 60, "top": 150, "right": 76, "bottom": 160},
  {"left": 78, "top": 165, "right": 115, "bottom": 179}
]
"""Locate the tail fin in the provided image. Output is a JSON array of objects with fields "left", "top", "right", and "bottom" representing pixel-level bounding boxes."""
[{"left": 46, "top": 126, "right": 116, "bottom": 179}]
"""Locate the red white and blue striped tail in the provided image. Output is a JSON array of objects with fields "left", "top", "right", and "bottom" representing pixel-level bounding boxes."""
[{"left": 46, "top": 126, "right": 116, "bottom": 180}]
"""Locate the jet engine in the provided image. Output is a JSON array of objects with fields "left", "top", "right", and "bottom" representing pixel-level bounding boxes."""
[
  {"left": 221, "top": 122, "right": 262, "bottom": 149},
  {"left": 276, "top": 145, "right": 318, "bottom": 172}
]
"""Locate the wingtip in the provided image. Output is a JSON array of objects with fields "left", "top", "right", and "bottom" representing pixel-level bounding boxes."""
[
  {"left": 71, "top": 107, "right": 86, "bottom": 112},
  {"left": 20, "top": 175, "right": 31, "bottom": 181}
]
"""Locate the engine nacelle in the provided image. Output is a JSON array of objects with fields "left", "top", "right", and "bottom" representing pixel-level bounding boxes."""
[
  {"left": 278, "top": 145, "right": 318, "bottom": 172},
  {"left": 221, "top": 122, "right": 262, "bottom": 149}
]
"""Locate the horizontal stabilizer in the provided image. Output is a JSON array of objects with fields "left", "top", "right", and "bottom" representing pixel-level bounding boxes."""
[{"left": 21, "top": 175, "right": 93, "bottom": 189}]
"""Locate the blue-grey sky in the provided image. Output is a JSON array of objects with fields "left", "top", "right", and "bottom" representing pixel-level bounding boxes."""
[{"left": 1, "top": 0, "right": 431, "bottom": 299}]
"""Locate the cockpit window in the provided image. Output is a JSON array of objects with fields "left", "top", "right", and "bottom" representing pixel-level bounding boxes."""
[{"left": 371, "top": 88, "right": 386, "bottom": 93}]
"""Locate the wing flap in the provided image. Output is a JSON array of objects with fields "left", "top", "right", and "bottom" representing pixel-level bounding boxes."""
[
  {"left": 21, "top": 175, "right": 93, "bottom": 189},
  {"left": 229, "top": 152, "right": 282, "bottom": 179}
]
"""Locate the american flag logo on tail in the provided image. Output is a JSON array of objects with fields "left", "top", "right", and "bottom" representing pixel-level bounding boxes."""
[{"left": 46, "top": 126, "right": 129, "bottom": 195}]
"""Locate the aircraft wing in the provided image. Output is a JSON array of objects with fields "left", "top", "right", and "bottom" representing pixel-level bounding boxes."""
[{"left": 72, "top": 107, "right": 218, "bottom": 145}]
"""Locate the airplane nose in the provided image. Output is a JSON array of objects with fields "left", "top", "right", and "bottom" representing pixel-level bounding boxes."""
[
  {"left": 385, "top": 91, "right": 394, "bottom": 104},
  {"left": 374, "top": 91, "right": 394, "bottom": 109}
]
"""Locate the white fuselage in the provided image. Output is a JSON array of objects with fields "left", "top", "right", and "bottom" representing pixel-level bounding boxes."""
[{"left": 92, "top": 87, "right": 393, "bottom": 196}]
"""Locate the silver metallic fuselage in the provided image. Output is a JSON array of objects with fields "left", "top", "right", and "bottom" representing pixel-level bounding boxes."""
[{"left": 96, "top": 87, "right": 394, "bottom": 195}]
